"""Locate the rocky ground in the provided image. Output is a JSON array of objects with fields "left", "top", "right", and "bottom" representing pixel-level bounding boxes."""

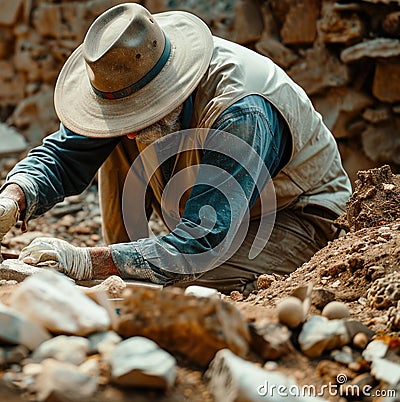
[{"left": 1, "top": 156, "right": 400, "bottom": 402}]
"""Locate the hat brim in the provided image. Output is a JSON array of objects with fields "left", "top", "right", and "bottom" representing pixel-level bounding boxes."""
[{"left": 54, "top": 11, "right": 213, "bottom": 138}]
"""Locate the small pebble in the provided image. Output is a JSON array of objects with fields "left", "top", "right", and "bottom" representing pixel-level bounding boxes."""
[
  {"left": 353, "top": 332, "right": 369, "bottom": 350},
  {"left": 230, "top": 291, "right": 244, "bottom": 301},
  {"left": 276, "top": 296, "right": 304, "bottom": 329},
  {"left": 322, "top": 301, "right": 350, "bottom": 320}
]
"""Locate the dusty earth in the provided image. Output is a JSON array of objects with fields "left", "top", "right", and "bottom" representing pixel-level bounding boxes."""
[{"left": 1, "top": 155, "right": 400, "bottom": 402}]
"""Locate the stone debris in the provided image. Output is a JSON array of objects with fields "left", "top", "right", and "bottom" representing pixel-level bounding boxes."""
[
  {"left": 321, "top": 301, "right": 350, "bottom": 320},
  {"left": 31, "top": 335, "right": 90, "bottom": 365},
  {"left": 367, "top": 271, "right": 400, "bottom": 309},
  {"left": 340, "top": 38, "right": 400, "bottom": 63},
  {"left": 370, "top": 358, "right": 400, "bottom": 385},
  {"left": 9, "top": 270, "right": 111, "bottom": 336},
  {"left": 248, "top": 320, "right": 294, "bottom": 360},
  {"left": 0, "top": 123, "right": 27, "bottom": 156},
  {"left": 110, "top": 337, "right": 177, "bottom": 389},
  {"left": 0, "top": 259, "right": 43, "bottom": 282},
  {"left": 117, "top": 286, "right": 250, "bottom": 366},
  {"left": 184, "top": 285, "right": 220, "bottom": 298},
  {"left": 362, "top": 339, "right": 389, "bottom": 362},
  {"left": 205, "top": 348, "right": 327, "bottom": 402},
  {"left": 0, "top": 303, "right": 51, "bottom": 350},
  {"left": 79, "top": 275, "right": 127, "bottom": 299},
  {"left": 276, "top": 296, "right": 304, "bottom": 329},
  {"left": 298, "top": 315, "right": 350, "bottom": 358},
  {"left": 30, "top": 358, "right": 98, "bottom": 402},
  {"left": 87, "top": 330, "right": 122, "bottom": 356}
]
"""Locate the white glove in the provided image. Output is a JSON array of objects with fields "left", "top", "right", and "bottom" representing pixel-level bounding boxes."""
[
  {"left": 19, "top": 237, "right": 93, "bottom": 280},
  {"left": 0, "top": 197, "right": 19, "bottom": 239}
]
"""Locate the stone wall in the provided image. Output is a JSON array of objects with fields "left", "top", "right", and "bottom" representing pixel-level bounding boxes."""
[{"left": 0, "top": 0, "right": 399, "bottom": 184}]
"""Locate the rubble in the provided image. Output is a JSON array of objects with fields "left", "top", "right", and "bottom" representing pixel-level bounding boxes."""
[
  {"left": 116, "top": 286, "right": 250, "bottom": 366},
  {"left": 205, "top": 348, "right": 327, "bottom": 402},
  {"left": 9, "top": 270, "right": 111, "bottom": 336},
  {"left": 0, "top": 303, "right": 51, "bottom": 350},
  {"left": 109, "top": 337, "right": 177, "bottom": 389}
]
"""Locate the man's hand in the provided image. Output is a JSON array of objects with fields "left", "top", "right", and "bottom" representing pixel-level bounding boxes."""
[
  {"left": 0, "top": 197, "right": 19, "bottom": 240},
  {"left": 20, "top": 237, "right": 93, "bottom": 280}
]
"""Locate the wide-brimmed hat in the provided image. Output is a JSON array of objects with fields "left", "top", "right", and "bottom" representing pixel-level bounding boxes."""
[{"left": 54, "top": 3, "right": 213, "bottom": 138}]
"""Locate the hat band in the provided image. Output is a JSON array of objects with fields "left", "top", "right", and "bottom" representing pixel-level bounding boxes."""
[{"left": 91, "top": 34, "right": 172, "bottom": 100}]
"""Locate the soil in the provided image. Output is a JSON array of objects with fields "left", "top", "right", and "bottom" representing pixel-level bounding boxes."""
[{"left": 1, "top": 158, "right": 400, "bottom": 402}]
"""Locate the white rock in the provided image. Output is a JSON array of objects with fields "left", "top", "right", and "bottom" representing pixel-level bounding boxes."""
[
  {"left": 88, "top": 331, "right": 122, "bottom": 356},
  {"left": 10, "top": 270, "right": 110, "bottom": 336},
  {"left": 32, "top": 335, "right": 90, "bottom": 365},
  {"left": 205, "top": 348, "right": 327, "bottom": 402},
  {"left": 362, "top": 340, "right": 388, "bottom": 362},
  {"left": 371, "top": 358, "right": 400, "bottom": 385},
  {"left": 110, "top": 337, "right": 176, "bottom": 389},
  {"left": 32, "top": 358, "right": 98, "bottom": 401},
  {"left": 0, "top": 303, "right": 51, "bottom": 350},
  {"left": 298, "top": 315, "right": 350, "bottom": 358},
  {"left": 184, "top": 285, "right": 220, "bottom": 298},
  {"left": 0, "top": 123, "right": 27, "bottom": 155}
]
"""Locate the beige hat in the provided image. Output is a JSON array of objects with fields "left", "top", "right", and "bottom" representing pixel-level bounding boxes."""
[{"left": 54, "top": 3, "right": 213, "bottom": 138}]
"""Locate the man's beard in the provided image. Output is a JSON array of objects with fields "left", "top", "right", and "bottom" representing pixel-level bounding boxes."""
[{"left": 136, "top": 104, "right": 183, "bottom": 144}]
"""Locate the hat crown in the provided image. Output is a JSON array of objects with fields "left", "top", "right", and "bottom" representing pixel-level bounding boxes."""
[{"left": 83, "top": 3, "right": 165, "bottom": 93}]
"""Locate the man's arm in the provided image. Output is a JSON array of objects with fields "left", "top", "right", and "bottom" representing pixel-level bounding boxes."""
[{"left": 2, "top": 124, "right": 119, "bottom": 222}]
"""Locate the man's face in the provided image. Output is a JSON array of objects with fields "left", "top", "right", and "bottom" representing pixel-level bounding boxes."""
[{"left": 127, "top": 104, "right": 183, "bottom": 144}]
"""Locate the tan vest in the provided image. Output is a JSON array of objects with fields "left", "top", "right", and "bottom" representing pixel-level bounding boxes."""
[
  {"left": 192, "top": 36, "right": 351, "bottom": 216},
  {"left": 136, "top": 36, "right": 351, "bottom": 221}
]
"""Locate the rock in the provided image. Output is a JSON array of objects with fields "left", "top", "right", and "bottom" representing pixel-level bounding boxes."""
[
  {"left": 32, "top": 335, "right": 90, "bottom": 365},
  {"left": 318, "top": 2, "right": 364, "bottom": 44},
  {"left": 322, "top": 301, "right": 350, "bottom": 320},
  {"left": 87, "top": 331, "right": 122, "bottom": 356},
  {"left": 146, "top": 0, "right": 263, "bottom": 45},
  {"left": 80, "top": 275, "right": 126, "bottom": 299},
  {"left": 184, "top": 285, "right": 220, "bottom": 298},
  {"left": 373, "top": 59, "right": 400, "bottom": 102},
  {"left": 341, "top": 38, "right": 400, "bottom": 63},
  {"left": 32, "top": 358, "right": 98, "bottom": 402},
  {"left": 0, "top": 124, "right": 27, "bottom": 156},
  {"left": 298, "top": 315, "right": 350, "bottom": 358},
  {"left": 9, "top": 270, "right": 111, "bottom": 336},
  {"left": 367, "top": 272, "right": 400, "bottom": 309},
  {"left": 205, "top": 348, "right": 327, "bottom": 402},
  {"left": 362, "top": 106, "right": 391, "bottom": 124},
  {"left": 288, "top": 44, "right": 349, "bottom": 95},
  {"left": 0, "top": 259, "right": 42, "bottom": 282},
  {"left": 116, "top": 287, "right": 250, "bottom": 366},
  {"left": 110, "top": 337, "right": 176, "bottom": 389},
  {"left": 344, "top": 319, "right": 375, "bottom": 340},
  {"left": 312, "top": 288, "right": 335, "bottom": 309},
  {"left": 230, "top": 290, "right": 244, "bottom": 301},
  {"left": 0, "top": 0, "right": 23, "bottom": 25},
  {"left": 362, "top": 118, "right": 400, "bottom": 166},
  {"left": 383, "top": 11, "right": 400, "bottom": 37},
  {"left": 371, "top": 358, "right": 400, "bottom": 385},
  {"left": 276, "top": 296, "right": 304, "bottom": 329},
  {"left": 352, "top": 332, "right": 369, "bottom": 350},
  {"left": 362, "top": 340, "right": 388, "bottom": 362},
  {"left": 249, "top": 320, "right": 293, "bottom": 360},
  {"left": 256, "top": 274, "right": 276, "bottom": 290},
  {"left": 388, "top": 301, "right": 400, "bottom": 330},
  {"left": 0, "top": 303, "right": 51, "bottom": 350},
  {"left": 312, "top": 87, "right": 373, "bottom": 138},
  {"left": 280, "top": 0, "right": 319, "bottom": 45}
]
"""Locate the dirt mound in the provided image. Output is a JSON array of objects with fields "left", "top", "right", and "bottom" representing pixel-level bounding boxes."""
[{"left": 346, "top": 165, "right": 400, "bottom": 231}]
